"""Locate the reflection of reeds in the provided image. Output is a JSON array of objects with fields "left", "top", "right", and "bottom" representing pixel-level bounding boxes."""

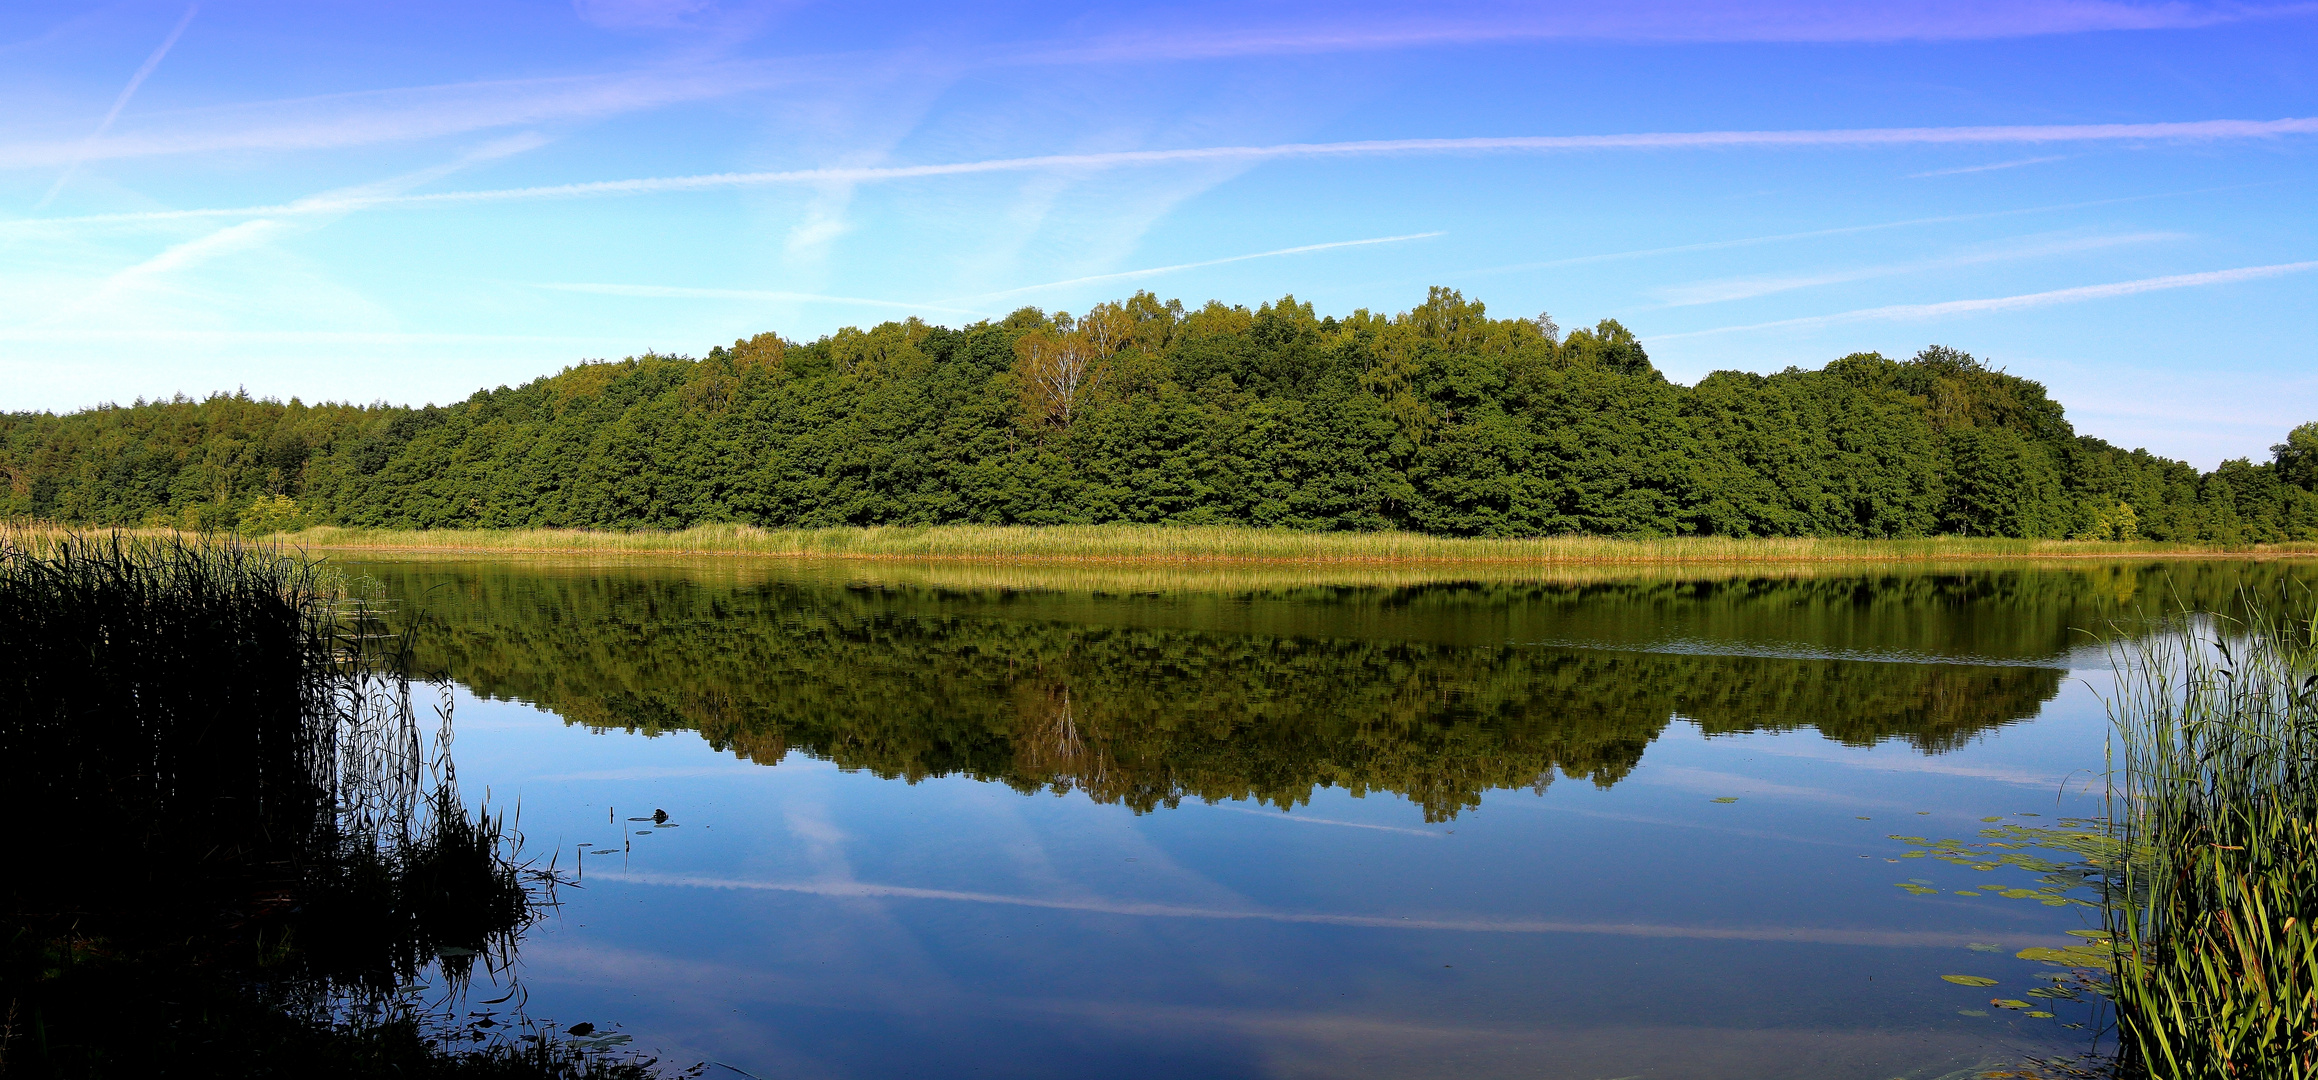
[
  {"left": 2101, "top": 596, "right": 2318, "bottom": 1078},
  {"left": 1014, "top": 683, "right": 1105, "bottom": 791}
]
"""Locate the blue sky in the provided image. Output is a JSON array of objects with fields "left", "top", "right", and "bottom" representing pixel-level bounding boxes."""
[{"left": 2, "top": 1, "right": 2313, "bottom": 467}]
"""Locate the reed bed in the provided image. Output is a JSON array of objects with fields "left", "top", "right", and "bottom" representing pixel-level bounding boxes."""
[
  {"left": 0, "top": 530, "right": 629, "bottom": 1078},
  {"left": 2101, "top": 594, "right": 2318, "bottom": 1078},
  {"left": 263, "top": 523, "right": 2318, "bottom": 564}
]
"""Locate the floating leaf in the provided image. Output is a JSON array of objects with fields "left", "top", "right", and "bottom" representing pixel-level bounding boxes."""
[
  {"left": 2017, "top": 945, "right": 2112, "bottom": 970},
  {"left": 1981, "top": 816, "right": 2005, "bottom": 822},
  {"left": 1941, "top": 975, "right": 1999, "bottom": 987},
  {"left": 1954, "top": 891, "right": 1982, "bottom": 896},
  {"left": 2027, "top": 1011, "right": 2056, "bottom": 1019},
  {"left": 1967, "top": 943, "right": 2003, "bottom": 952},
  {"left": 1711, "top": 797, "right": 1738, "bottom": 804},
  {"left": 1991, "top": 998, "right": 2032, "bottom": 1010},
  {"left": 2065, "top": 930, "right": 2109, "bottom": 941},
  {"left": 1958, "top": 1009, "right": 1990, "bottom": 1017},
  {"left": 1897, "top": 883, "right": 1938, "bottom": 895}
]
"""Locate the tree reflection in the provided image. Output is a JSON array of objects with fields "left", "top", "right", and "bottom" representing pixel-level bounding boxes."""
[{"left": 368, "top": 560, "right": 2313, "bottom": 820}]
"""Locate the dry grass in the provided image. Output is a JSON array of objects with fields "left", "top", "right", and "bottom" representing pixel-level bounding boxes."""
[
  {"left": 11, "top": 522, "right": 2317, "bottom": 567},
  {"left": 273, "top": 523, "right": 2318, "bottom": 565}
]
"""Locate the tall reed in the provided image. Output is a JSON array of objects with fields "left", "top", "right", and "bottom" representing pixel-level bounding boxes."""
[
  {"left": 2102, "top": 593, "right": 2318, "bottom": 1077},
  {"left": 0, "top": 531, "right": 590, "bottom": 1076}
]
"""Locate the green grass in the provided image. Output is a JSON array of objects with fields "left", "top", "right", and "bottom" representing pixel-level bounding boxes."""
[
  {"left": 2100, "top": 593, "right": 2318, "bottom": 1078},
  {"left": 245, "top": 523, "right": 2318, "bottom": 564}
]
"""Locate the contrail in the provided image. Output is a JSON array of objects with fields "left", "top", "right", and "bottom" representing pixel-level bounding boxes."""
[
  {"left": 36, "top": 5, "right": 199, "bottom": 210},
  {"left": 1462, "top": 182, "right": 2278, "bottom": 277},
  {"left": 528, "top": 283, "right": 988, "bottom": 317},
  {"left": 957, "top": 232, "right": 1443, "bottom": 301},
  {"left": 588, "top": 869, "right": 2045, "bottom": 948},
  {"left": 10, "top": 117, "right": 2315, "bottom": 230},
  {"left": 1655, "top": 260, "right": 2318, "bottom": 340}
]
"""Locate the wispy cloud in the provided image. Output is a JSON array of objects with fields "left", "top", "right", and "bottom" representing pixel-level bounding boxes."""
[
  {"left": 0, "top": 329, "right": 600, "bottom": 345},
  {"left": 1465, "top": 182, "right": 2273, "bottom": 277},
  {"left": 1650, "top": 231, "right": 2182, "bottom": 307},
  {"left": 1655, "top": 260, "right": 2318, "bottom": 339},
  {"left": 1036, "top": 1, "right": 2318, "bottom": 60},
  {"left": 958, "top": 232, "right": 1443, "bottom": 302},
  {"left": 11, "top": 119, "right": 2310, "bottom": 231},
  {"left": 1907, "top": 154, "right": 2071, "bottom": 178},
  {"left": 35, "top": 5, "right": 200, "bottom": 209},
  {"left": 529, "top": 282, "right": 987, "bottom": 316},
  {"left": 1216, "top": 805, "right": 1447, "bottom": 837},
  {"left": 591, "top": 869, "right": 2009, "bottom": 947},
  {"left": 20, "top": 135, "right": 552, "bottom": 330},
  {"left": 0, "top": 60, "right": 814, "bottom": 171}
]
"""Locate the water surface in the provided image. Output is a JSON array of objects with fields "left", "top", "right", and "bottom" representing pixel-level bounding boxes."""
[{"left": 351, "top": 557, "right": 2315, "bottom": 1079}]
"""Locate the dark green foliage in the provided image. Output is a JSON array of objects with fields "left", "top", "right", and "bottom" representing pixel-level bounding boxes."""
[
  {"left": 4, "top": 289, "right": 2313, "bottom": 539},
  {"left": 350, "top": 560, "right": 2318, "bottom": 822}
]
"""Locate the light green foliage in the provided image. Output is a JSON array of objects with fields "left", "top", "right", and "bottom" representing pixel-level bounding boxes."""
[
  {"left": 4, "top": 289, "right": 2314, "bottom": 540},
  {"left": 238, "top": 494, "right": 304, "bottom": 534},
  {"left": 2103, "top": 598, "right": 2318, "bottom": 1077}
]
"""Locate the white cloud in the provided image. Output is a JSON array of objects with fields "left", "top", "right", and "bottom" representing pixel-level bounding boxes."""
[
  {"left": 1906, "top": 154, "right": 2070, "bottom": 178},
  {"left": 14, "top": 118, "right": 2310, "bottom": 231},
  {"left": 0, "top": 60, "right": 813, "bottom": 170},
  {"left": 958, "top": 232, "right": 1444, "bottom": 302},
  {"left": 1030, "top": 0, "right": 2318, "bottom": 61},
  {"left": 36, "top": 5, "right": 200, "bottom": 209},
  {"left": 527, "top": 282, "right": 986, "bottom": 316},
  {"left": 1655, "top": 260, "right": 2318, "bottom": 339},
  {"left": 1648, "top": 232, "right": 2183, "bottom": 307}
]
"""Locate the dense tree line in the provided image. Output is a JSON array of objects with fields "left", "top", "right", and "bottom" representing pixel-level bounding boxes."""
[{"left": 6, "top": 288, "right": 2315, "bottom": 539}]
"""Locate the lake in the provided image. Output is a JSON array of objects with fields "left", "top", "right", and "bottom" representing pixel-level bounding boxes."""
[{"left": 343, "top": 556, "right": 2315, "bottom": 1080}]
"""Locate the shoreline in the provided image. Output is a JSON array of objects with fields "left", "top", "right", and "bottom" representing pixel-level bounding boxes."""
[
  {"left": 17, "top": 523, "right": 2318, "bottom": 566},
  {"left": 260, "top": 525, "right": 2318, "bottom": 566}
]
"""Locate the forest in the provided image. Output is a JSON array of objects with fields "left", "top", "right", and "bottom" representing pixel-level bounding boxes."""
[{"left": 5, "top": 287, "right": 2316, "bottom": 540}]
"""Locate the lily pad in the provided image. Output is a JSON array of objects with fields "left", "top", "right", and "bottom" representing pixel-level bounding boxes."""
[
  {"left": 1991, "top": 998, "right": 2032, "bottom": 1010},
  {"left": 1897, "top": 883, "right": 1939, "bottom": 896},
  {"left": 1711, "top": 797, "right": 1738, "bottom": 804},
  {"left": 2017, "top": 945, "right": 2112, "bottom": 970},
  {"left": 1941, "top": 975, "right": 1999, "bottom": 987},
  {"left": 1966, "top": 943, "right": 2003, "bottom": 953},
  {"left": 2027, "top": 1010, "right": 2056, "bottom": 1019},
  {"left": 1958, "top": 1009, "right": 1990, "bottom": 1017}
]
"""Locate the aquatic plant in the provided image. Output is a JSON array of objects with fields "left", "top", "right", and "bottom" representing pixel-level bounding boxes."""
[
  {"left": 0, "top": 530, "right": 637, "bottom": 1077},
  {"left": 2101, "top": 593, "right": 2318, "bottom": 1077}
]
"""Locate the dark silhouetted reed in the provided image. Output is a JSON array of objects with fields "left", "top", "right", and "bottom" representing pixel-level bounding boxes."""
[{"left": 0, "top": 531, "right": 645, "bottom": 1078}]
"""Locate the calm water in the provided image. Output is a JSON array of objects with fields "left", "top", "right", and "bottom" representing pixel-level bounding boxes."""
[{"left": 347, "top": 557, "right": 2317, "bottom": 1080}]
